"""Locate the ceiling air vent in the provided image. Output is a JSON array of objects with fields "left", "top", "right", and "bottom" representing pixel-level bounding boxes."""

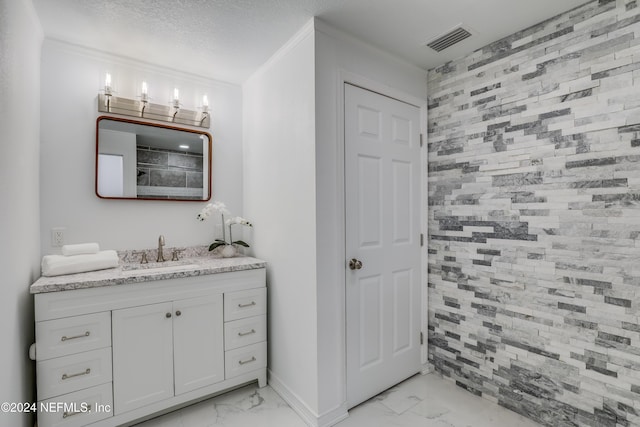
[{"left": 426, "top": 26, "right": 472, "bottom": 52}]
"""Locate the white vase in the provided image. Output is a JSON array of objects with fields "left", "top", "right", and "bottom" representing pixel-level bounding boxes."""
[{"left": 220, "top": 244, "right": 237, "bottom": 258}]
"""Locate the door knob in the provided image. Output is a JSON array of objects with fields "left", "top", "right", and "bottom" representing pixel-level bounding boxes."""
[{"left": 348, "top": 258, "right": 363, "bottom": 270}]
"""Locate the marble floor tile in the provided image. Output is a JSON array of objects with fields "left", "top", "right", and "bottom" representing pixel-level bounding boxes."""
[
  {"left": 408, "top": 399, "right": 451, "bottom": 420},
  {"left": 134, "top": 384, "right": 307, "bottom": 427},
  {"left": 134, "top": 373, "right": 542, "bottom": 427},
  {"left": 372, "top": 373, "right": 429, "bottom": 414}
]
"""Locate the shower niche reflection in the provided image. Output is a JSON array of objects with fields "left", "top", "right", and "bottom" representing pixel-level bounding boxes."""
[{"left": 96, "top": 116, "right": 212, "bottom": 201}]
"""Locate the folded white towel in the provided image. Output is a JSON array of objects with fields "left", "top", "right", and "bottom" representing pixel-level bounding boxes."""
[
  {"left": 61, "top": 243, "right": 100, "bottom": 256},
  {"left": 42, "top": 250, "right": 119, "bottom": 277}
]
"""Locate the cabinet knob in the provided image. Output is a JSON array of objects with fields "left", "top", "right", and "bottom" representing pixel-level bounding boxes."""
[
  {"left": 175, "top": 310, "right": 181, "bottom": 316},
  {"left": 166, "top": 312, "right": 172, "bottom": 318}
]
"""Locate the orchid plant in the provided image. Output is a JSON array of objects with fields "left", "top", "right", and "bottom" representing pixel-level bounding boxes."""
[{"left": 197, "top": 201, "right": 252, "bottom": 252}]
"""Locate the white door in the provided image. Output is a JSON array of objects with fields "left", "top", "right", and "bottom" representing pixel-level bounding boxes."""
[
  {"left": 345, "top": 83, "right": 422, "bottom": 408},
  {"left": 112, "top": 302, "right": 174, "bottom": 414},
  {"left": 173, "top": 294, "right": 224, "bottom": 395}
]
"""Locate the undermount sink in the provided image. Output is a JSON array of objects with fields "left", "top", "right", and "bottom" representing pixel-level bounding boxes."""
[{"left": 122, "top": 261, "right": 200, "bottom": 275}]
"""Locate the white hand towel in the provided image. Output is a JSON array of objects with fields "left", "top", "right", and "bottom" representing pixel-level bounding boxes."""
[
  {"left": 42, "top": 250, "right": 119, "bottom": 277},
  {"left": 61, "top": 243, "right": 100, "bottom": 256}
]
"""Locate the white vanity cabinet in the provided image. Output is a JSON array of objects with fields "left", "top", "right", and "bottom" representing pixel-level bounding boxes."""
[
  {"left": 35, "top": 313, "right": 114, "bottom": 427},
  {"left": 32, "top": 264, "right": 267, "bottom": 427},
  {"left": 223, "top": 288, "right": 267, "bottom": 379},
  {"left": 112, "top": 294, "right": 224, "bottom": 414}
]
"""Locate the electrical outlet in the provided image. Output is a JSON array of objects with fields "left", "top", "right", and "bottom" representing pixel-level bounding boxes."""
[{"left": 51, "top": 227, "right": 65, "bottom": 247}]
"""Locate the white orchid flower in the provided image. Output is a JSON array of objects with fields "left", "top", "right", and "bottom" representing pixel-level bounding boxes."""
[
  {"left": 197, "top": 201, "right": 252, "bottom": 251},
  {"left": 198, "top": 201, "right": 233, "bottom": 221},
  {"left": 237, "top": 217, "right": 252, "bottom": 226},
  {"left": 211, "top": 201, "right": 231, "bottom": 216},
  {"left": 226, "top": 216, "right": 252, "bottom": 226}
]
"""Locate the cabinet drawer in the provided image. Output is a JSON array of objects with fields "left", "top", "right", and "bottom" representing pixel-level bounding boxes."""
[
  {"left": 37, "top": 348, "right": 112, "bottom": 400},
  {"left": 224, "top": 288, "right": 266, "bottom": 321},
  {"left": 224, "top": 315, "right": 266, "bottom": 350},
  {"left": 225, "top": 342, "right": 267, "bottom": 379},
  {"left": 37, "top": 382, "right": 113, "bottom": 427},
  {"left": 36, "top": 312, "right": 111, "bottom": 360}
]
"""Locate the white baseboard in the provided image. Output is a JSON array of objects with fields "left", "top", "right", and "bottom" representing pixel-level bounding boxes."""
[
  {"left": 268, "top": 370, "right": 349, "bottom": 427},
  {"left": 316, "top": 403, "right": 349, "bottom": 427},
  {"left": 421, "top": 362, "right": 434, "bottom": 375}
]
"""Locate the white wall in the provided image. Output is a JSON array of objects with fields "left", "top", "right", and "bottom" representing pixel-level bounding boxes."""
[
  {"left": 313, "top": 20, "right": 428, "bottom": 419},
  {"left": 40, "top": 40, "right": 244, "bottom": 255},
  {"left": 243, "top": 21, "right": 320, "bottom": 419},
  {"left": 0, "top": 0, "right": 43, "bottom": 426},
  {"left": 244, "top": 18, "right": 427, "bottom": 426}
]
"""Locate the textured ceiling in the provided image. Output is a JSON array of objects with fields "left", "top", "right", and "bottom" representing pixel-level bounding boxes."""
[{"left": 32, "top": 0, "right": 588, "bottom": 84}]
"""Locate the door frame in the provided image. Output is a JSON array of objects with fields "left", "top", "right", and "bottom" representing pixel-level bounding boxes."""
[{"left": 336, "top": 70, "right": 430, "bottom": 408}]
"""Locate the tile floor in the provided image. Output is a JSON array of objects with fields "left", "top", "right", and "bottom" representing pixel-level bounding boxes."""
[{"left": 134, "top": 373, "right": 541, "bottom": 427}]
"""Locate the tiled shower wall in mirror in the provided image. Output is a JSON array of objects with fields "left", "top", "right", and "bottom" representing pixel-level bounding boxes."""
[{"left": 136, "top": 146, "right": 204, "bottom": 199}]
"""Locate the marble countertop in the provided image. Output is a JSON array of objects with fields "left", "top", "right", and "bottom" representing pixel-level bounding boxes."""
[{"left": 30, "top": 254, "right": 266, "bottom": 294}]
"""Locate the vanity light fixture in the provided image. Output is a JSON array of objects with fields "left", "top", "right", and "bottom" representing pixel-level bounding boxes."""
[
  {"left": 172, "top": 88, "right": 181, "bottom": 120},
  {"left": 104, "top": 72, "right": 113, "bottom": 109},
  {"left": 97, "top": 78, "right": 210, "bottom": 128},
  {"left": 201, "top": 95, "right": 209, "bottom": 125},
  {"left": 202, "top": 95, "right": 209, "bottom": 113},
  {"left": 105, "top": 73, "right": 113, "bottom": 95},
  {"left": 172, "top": 88, "right": 180, "bottom": 107},
  {"left": 140, "top": 81, "right": 149, "bottom": 116},
  {"left": 141, "top": 81, "right": 149, "bottom": 102}
]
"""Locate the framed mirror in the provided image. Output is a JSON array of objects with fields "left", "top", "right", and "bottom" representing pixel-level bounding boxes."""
[{"left": 96, "top": 116, "right": 212, "bottom": 201}]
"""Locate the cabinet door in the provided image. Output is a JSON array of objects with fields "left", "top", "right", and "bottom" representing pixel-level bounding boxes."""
[
  {"left": 173, "top": 294, "right": 224, "bottom": 395},
  {"left": 112, "top": 302, "right": 174, "bottom": 414}
]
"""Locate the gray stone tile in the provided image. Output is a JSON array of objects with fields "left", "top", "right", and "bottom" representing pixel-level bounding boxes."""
[
  {"left": 149, "top": 169, "right": 186, "bottom": 187},
  {"left": 137, "top": 148, "right": 168, "bottom": 166}
]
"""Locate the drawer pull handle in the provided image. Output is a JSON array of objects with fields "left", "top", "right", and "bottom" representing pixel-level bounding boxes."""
[
  {"left": 238, "top": 329, "right": 256, "bottom": 337},
  {"left": 61, "top": 331, "right": 90, "bottom": 342},
  {"left": 238, "top": 301, "right": 256, "bottom": 308},
  {"left": 238, "top": 356, "right": 256, "bottom": 365},
  {"left": 62, "top": 368, "right": 91, "bottom": 380},
  {"left": 63, "top": 404, "right": 91, "bottom": 418}
]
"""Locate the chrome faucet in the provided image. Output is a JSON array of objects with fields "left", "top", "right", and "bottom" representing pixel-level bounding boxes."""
[{"left": 157, "top": 235, "right": 166, "bottom": 262}]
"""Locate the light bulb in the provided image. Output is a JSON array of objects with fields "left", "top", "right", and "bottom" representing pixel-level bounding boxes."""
[
  {"left": 173, "top": 88, "right": 180, "bottom": 108},
  {"left": 141, "top": 81, "right": 148, "bottom": 102},
  {"left": 105, "top": 73, "right": 112, "bottom": 95},
  {"left": 202, "top": 95, "right": 209, "bottom": 113}
]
